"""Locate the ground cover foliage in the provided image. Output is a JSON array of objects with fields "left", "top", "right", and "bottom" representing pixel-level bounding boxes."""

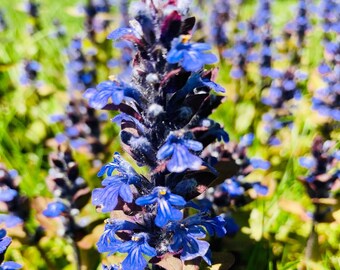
[{"left": 0, "top": 0, "right": 339, "bottom": 269}]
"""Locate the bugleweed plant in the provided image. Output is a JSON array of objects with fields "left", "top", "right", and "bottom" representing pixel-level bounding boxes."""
[
  {"left": 84, "top": 1, "right": 245, "bottom": 269},
  {"left": 1, "top": 0, "right": 339, "bottom": 269}
]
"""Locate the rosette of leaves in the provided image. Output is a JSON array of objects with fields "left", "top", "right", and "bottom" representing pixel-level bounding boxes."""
[{"left": 84, "top": 1, "right": 241, "bottom": 269}]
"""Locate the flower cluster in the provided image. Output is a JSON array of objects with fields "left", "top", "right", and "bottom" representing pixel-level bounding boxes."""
[
  {"left": 261, "top": 69, "right": 306, "bottom": 145},
  {"left": 107, "top": 0, "right": 133, "bottom": 82},
  {"left": 294, "top": 0, "right": 310, "bottom": 47},
  {"left": 51, "top": 19, "right": 66, "bottom": 39},
  {"left": 0, "top": 164, "right": 28, "bottom": 228},
  {"left": 85, "top": 1, "right": 241, "bottom": 268},
  {"left": 259, "top": 32, "right": 279, "bottom": 79},
  {"left": 298, "top": 136, "right": 339, "bottom": 222},
  {"left": 283, "top": 0, "right": 311, "bottom": 64},
  {"left": 210, "top": 0, "right": 230, "bottom": 50},
  {"left": 201, "top": 134, "right": 269, "bottom": 208},
  {"left": 41, "top": 147, "right": 102, "bottom": 249},
  {"left": 43, "top": 148, "right": 91, "bottom": 221},
  {"left": 222, "top": 0, "right": 273, "bottom": 81},
  {"left": 118, "top": 0, "right": 129, "bottom": 28},
  {"left": 312, "top": 38, "right": 339, "bottom": 121},
  {"left": 320, "top": 0, "right": 340, "bottom": 34},
  {"left": 223, "top": 36, "right": 257, "bottom": 79},
  {"left": 0, "top": 229, "right": 21, "bottom": 269},
  {"left": 19, "top": 60, "right": 41, "bottom": 87},
  {"left": 24, "top": 0, "right": 40, "bottom": 35},
  {"left": 254, "top": 0, "right": 272, "bottom": 28},
  {"left": 51, "top": 37, "right": 107, "bottom": 154},
  {"left": 84, "top": 0, "right": 111, "bottom": 40},
  {"left": 66, "top": 38, "right": 96, "bottom": 92}
]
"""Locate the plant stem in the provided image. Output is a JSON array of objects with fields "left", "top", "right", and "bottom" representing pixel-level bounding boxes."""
[
  {"left": 305, "top": 205, "right": 320, "bottom": 262},
  {"left": 68, "top": 216, "right": 82, "bottom": 270}
]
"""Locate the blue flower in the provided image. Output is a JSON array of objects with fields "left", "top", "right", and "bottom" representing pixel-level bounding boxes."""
[
  {"left": 112, "top": 113, "right": 145, "bottom": 133},
  {"left": 168, "top": 223, "right": 210, "bottom": 264},
  {"left": 157, "top": 134, "right": 203, "bottom": 173},
  {"left": 0, "top": 214, "right": 23, "bottom": 228},
  {"left": 199, "top": 119, "right": 229, "bottom": 142},
  {"left": 0, "top": 229, "right": 11, "bottom": 254},
  {"left": 250, "top": 158, "right": 270, "bottom": 170},
  {"left": 97, "top": 219, "right": 139, "bottom": 254},
  {"left": 0, "top": 188, "right": 17, "bottom": 202},
  {"left": 167, "top": 36, "right": 218, "bottom": 72},
  {"left": 0, "top": 231, "right": 21, "bottom": 269},
  {"left": 220, "top": 179, "right": 244, "bottom": 197},
  {"left": 93, "top": 153, "right": 142, "bottom": 212},
  {"left": 262, "top": 87, "right": 282, "bottom": 107},
  {"left": 136, "top": 187, "right": 186, "bottom": 227},
  {"left": 84, "top": 80, "right": 139, "bottom": 109},
  {"left": 239, "top": 133, "right": 254, "bottom": 147},
  {"left": 118, "top": 233, "right": 156, "bottom": 270},
  {"left": 268, "top": 136, "right": 281, "bottom": 146},
  {"left": 223, "top": 215, "right": 239, "bottom": 236},
  {"left": 108, "top": 27, "right": 140, "bottom": 41},
  {"left": 186, "top": 214, "right": 227, "bottom": 238},
  {"left": 92, "top": 175, "right": 134, "bottom": 212},
  {"left": 299, "top": 157, "right": 316, "bottom": 169},
  {"left": 252, "top": 183, "right": 269, "bottom": 195},
  {"left": 42, "top": 202, "right": 68, "bottom": 218},
  {"left": 97, "top": 152, "right": 140, "bottom": 183},
  {"left": 0, "top": 261, "right": 22, "bottom": 270},
  {"left": 201, "top": 215, "right": 227, "bottom": 238},
  {"left": 97, "top": 154, "right": 122, "bottom": 177},
  {"left": 318, "top": 62, "right": 331, "bottom": 75},
  {"left": 201, "top": 78, "right": 225, "bottom": 93}
]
